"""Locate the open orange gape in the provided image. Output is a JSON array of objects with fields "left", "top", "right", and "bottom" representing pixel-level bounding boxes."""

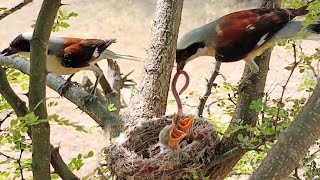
[
  {"left": 102, "top": 70, "right": 218, "bottom": 179},
  {"left": 159, "top": 70, "right": 195, "bottom": 151}
]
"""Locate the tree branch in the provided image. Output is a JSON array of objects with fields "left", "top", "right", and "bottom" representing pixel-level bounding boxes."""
[
  {"left": 197, "top": 62, "right": 221, "bottom": 117},
  {"left": 250, "top": 82, "right": 320, "bottom": 179},
  {"left": 0, "top": 67, "right": 28, "bottom": 116},
  {"left": 51, "top": 146, "right": 79, "bottom": 180},
  {"left": 128, "top": 0, "right": 184, "bottom": 119},
  {"left": 0, "top": 0, "right": 33, "bottom": 21},
  {"left": 0, "top": 63, "right": 78, "bottom": 179},
  {"left": 0, "top": 56, "right": 121, "bottom": 136},
  {"left": 29, "top": 1, "right": 61, "bottom": 179}
]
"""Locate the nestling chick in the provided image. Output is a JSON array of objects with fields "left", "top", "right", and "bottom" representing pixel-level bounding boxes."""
[{"left": 159, "top": 118, "right": 187, "bottom": 152}]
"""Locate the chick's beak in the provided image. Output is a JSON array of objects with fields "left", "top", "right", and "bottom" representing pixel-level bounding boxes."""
[
  {"left": 159, "top": 123, "right": 187, "bottom": 152},
  {"left": 168, "top": 125, "right": 187, "bottom": 151},
  {"left": 178, "top": 116, "right": 194, "bottom": 135},
  {"left": 1, "top": 47, "right": 18, "bottom": 56},
  {"left": 178, "top": 116, "right": 195, "bottom": 142}
]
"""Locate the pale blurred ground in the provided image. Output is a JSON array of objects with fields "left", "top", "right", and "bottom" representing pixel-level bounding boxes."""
[{"left": 0, "top": 0, "right": 319, "bottom": 179}]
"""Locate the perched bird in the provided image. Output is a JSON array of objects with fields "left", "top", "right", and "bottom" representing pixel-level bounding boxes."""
[
  {"left": 1, "top": 32, "right": 141, "bottom": 96},
  {"left": 176, "top": 1, "right": 320, "bottom": 85}
]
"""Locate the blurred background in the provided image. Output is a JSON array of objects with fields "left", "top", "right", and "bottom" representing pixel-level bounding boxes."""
[{"left": 0, "top": 0, "right": 319, "bottom": 178}]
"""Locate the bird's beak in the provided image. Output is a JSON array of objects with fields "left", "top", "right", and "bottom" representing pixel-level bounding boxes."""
[
  {"left": 178, "top": 116, "right": 194, "bottom": 135},
  {"left": 178, "top": 116, "right": 195, "bottom": 142},
  {"left": 168, "top": 125, "right": 187, "bottom": 151},
  {"left": 176, "top": 62, "right": 186, "bottom": 72},
  {"left": 1, "top": 47, "right": 18, "bottom": 56}
]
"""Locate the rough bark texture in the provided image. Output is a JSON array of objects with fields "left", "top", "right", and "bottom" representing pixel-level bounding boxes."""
[
  {"left": 28, "top": 1, "right": 61, "bottom": 179},
  {"left": 128, "top": 0, "right": 184, "bottom": 120},
  {"left": 250, "top": 82, "right": 320, "bottom": 180},
  {"left": 0, "top": 56, "right": 120, "bottom": 136}
]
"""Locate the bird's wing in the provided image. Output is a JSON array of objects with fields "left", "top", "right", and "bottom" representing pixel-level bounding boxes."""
[
  {"left": 61, "top": 39, "right": 116, "bottom": 68},
  {"left": 215, "top": 8, "right": 308, "bottom": 62}
]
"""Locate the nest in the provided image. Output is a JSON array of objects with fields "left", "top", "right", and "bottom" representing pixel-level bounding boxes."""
[{"left": 103, "top": 116, "right": 219, "bottom": 179}]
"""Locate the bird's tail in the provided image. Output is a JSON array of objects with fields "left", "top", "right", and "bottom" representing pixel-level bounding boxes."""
[
  {"left": 100, "top": 49, "right": 143, "bottom": 62},
  {"left": 290, "top": 0, "right": 314, "bottom": 17},
  {"left": 307, "top": 22, "right": 320, "bottom": 34}
]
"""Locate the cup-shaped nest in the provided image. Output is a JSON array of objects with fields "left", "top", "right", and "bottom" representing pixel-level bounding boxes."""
[{"left": 103, "top": 116, "right": 219, "bottom": 179}]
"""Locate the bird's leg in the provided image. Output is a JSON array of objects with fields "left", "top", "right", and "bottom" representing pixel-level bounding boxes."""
[
  {"left": 239, "top": 58, "right": 259, "bottom": 90},
  {"left": 58, "top": 73, "right": 75, "bottom": 96},
  {"left": 80, "top": 64, "right": 103, "bottom": 105},
  {"left": 91, "top": 70, "right": 102, "bottom": 96}
]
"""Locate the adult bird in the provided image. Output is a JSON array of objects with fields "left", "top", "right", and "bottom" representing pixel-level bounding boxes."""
[
  {"left": 1, "top": 32, "right": 141, "bottom": 97},
  {"left": 176, "top": 1, "right": 320, "bottom": 85}
]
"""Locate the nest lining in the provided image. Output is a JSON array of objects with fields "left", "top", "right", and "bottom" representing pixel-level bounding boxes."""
[{"left": 103, "top": 116, "right": 219, "bottom": 179}]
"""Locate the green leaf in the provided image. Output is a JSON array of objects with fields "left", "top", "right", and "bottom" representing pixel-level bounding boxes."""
[
  {"left": 107, "top": 103, "right": 117, "bottom": 112},
  {"left": 237, "top": 134, "right": 244, "bottom": 141},
  {"left": 20, "top": 127, "right": 28, "bottom": 133},
  {"left": 249, "top": 98, "right": 263, "bottom": 112},
  {"left": 87, "top": 151, "right": 94, "bottom": 158}
]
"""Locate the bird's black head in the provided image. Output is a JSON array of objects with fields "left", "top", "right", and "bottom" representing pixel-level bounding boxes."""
[
  {"left": 176, "top": 42, "right": 205, "bottom": 71},
  {"left": 1, "top": 34, "right": 31, "bottom": 56}
]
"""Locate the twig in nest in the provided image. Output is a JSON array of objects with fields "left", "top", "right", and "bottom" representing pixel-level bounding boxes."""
[
  {"left": 273, "top": 43, "right": 299, "bottom": 140},
  {"left": 197, "top": 62, "right": 221, "bottom": 117}
]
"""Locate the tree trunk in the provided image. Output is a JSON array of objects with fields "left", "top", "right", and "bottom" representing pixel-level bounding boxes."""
[
  {"left": 127, "top": 0, "right": 184, "bottom": 120},
  {"left": 250, "top": 83, "right": 320, "bottom": 179},
  {"left": 29, "top": 1, "right": 61, "bottom": 179}
]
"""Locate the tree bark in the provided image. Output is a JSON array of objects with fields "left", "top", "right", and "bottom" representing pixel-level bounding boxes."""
[
  {"left": 28, "top": 1, "right": 61, "bottom": 179},
  {"left": 250, "top": 82, "right": 320, "bottom": 179},
  {"left": 128, "top": 0, "right": 184, "bottom": 119}
]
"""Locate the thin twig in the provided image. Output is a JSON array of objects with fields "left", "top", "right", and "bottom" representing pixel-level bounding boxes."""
[
  {"left": 0, "top": 0, "right": 33, "bottom": 21},
  {"left": 274, "top": 43, "right": 299, "bottom": 139},
  {"left": 294, "top": 167, "right": 301, "bottom": 180},
  {"left": 197, "top": 62, "right": 221, "bottom": 117},
  {"left": 0, "top": 152, "right": 17, "bottom": 160},
  {"left": 17, "top": 142, "right": 25, "bottom": 180},
  {"left": 0, "top": 111, "right": 13, "bottom": 128}
]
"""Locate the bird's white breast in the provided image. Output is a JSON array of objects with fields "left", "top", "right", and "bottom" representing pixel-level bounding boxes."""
[{"left": 46, "top": 55, "right": 82, "bottom": 75}]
